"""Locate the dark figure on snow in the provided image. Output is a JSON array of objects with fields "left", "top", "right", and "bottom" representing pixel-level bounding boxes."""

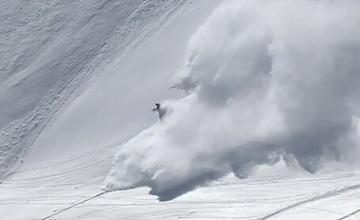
[{"left": 152, "top": 103, "right": 167, "bottom": 121}]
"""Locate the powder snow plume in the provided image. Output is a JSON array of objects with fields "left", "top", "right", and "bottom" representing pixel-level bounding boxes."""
[{"left": 106, "top": 0, "right": 360, "bottom": 200}]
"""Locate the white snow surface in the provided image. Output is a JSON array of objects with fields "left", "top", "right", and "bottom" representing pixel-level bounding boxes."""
[
  {"left": 106, "top": 0, "right": 360, "bottom": 201},
  {"left": 0, "top": 0, "right": 189, "bottom": 177},
  {"left": 1, "top": 0, "right": 360, "bottom": 219}
]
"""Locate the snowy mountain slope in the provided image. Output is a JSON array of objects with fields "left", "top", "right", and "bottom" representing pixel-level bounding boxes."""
[
  {"left": 1, "top": 0, "right": 360, "bottom": 219},
  {"left": 0, "top": 0, "right": 189, "bottom": 178},
  {"left": 0, "top": 0, "right": 229, "bottom": 219},
  {"left": 20, "top": 0, "right": 221, "bottom": 170}
]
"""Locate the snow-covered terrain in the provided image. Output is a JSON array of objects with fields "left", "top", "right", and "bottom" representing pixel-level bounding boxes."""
[
  {"left": 1, "top": 0, "right": 360, "bottom": 219},
  {"left": 0, "top": 0, "right": 190, "bottom": 177}
]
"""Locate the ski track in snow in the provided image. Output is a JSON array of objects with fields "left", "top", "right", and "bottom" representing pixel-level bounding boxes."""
[
  {"left": 2, "top": 153, "right": 360, "bottom": 220},
  {"left": 36, "top": 180, "right": 360, "bottom": 220},
  {"left": 1, "top": 1, "right": 360, "bottom": 219},
  {"left": 1, "top": 130, "right": 359, "bottom": 220},
  {"left": 256, "top": 184, "right": 360, "bottom": 220},
  {"left": 336, "top": 209, "right": 360, "bottom": 220},
  {"left": 39, "top": 191, "right": 109, "bottom": 220},
  {"left": 0, "top": 0, "right": 189, "bottom": 179}
]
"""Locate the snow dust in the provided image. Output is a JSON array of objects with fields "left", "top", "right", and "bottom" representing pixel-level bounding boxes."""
[{"left": 106, "top": 0, "right": 360, "bottom": 200}]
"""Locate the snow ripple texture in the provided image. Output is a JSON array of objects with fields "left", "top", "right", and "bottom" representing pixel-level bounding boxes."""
[{"left": 0, "top": 0, "right": 188, "bottom": 178}]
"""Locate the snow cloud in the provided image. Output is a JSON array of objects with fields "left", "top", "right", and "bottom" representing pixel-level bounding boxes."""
[{"left": 106, "top": 0, "right": 360, "bottom": 200}]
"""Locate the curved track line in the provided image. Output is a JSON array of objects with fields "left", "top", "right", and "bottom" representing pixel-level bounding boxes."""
[
  {"left": 335, "top": 208, "right": 360, "bottom": 220},
  {"left": 10, "top": 127, "right": 145, "bottom": 177},
  {"left": 40, "top": 191, "right": 111, "bottom": 220},
  {"left": 9, "top": 160, "right": 105, "bottom": 181},
  {"left": 256, "top": 184, "right": 360, "bottom": 220},
  {"left": 0, "top": 0, "right": 189, "bottom": 181}
]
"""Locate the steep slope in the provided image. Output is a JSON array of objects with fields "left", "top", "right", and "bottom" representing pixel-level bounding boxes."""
[
  {"left": 1, "top": 0, "right": 360, "bottom": 219},
  {"left": 0, "top": 0, "right": 189, "bottom": 177},
  {"left": 0, "top": 0, "right": 223, "bottom": 219}
]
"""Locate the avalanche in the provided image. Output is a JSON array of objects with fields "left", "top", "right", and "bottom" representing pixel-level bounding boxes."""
[{"left": 1, "top": 0, "right": 360, "bottom": 219}]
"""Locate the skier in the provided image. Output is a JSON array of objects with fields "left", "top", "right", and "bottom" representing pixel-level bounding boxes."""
[{"left": 152, "top": 103, "right": 167, "bottom": 121}]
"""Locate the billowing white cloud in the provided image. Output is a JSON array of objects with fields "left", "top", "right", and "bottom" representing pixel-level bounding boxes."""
[{"left": 106, "top": 0, "right": 360, "bottom": 200}]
